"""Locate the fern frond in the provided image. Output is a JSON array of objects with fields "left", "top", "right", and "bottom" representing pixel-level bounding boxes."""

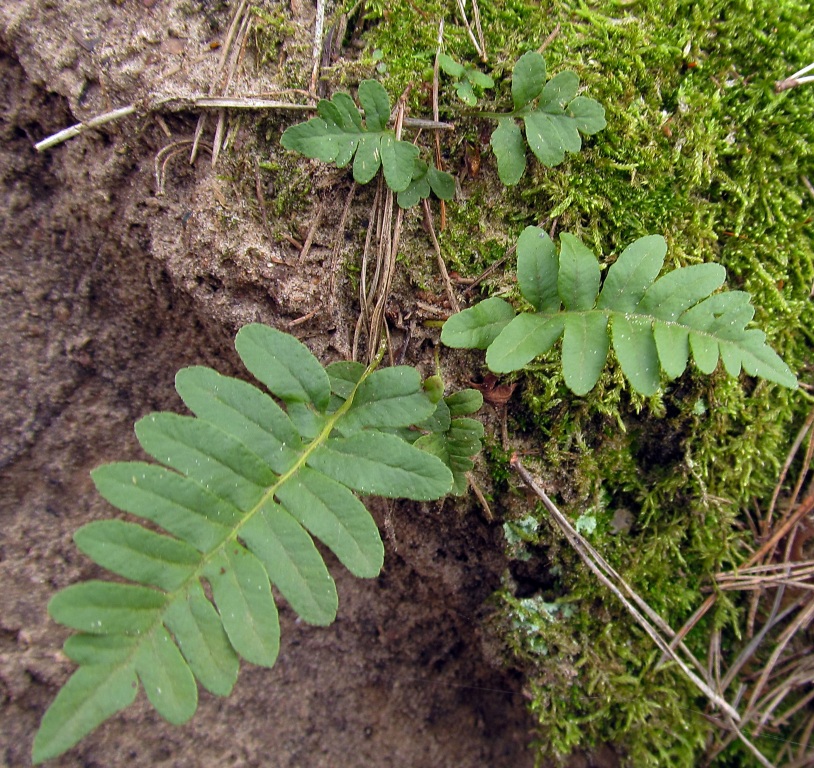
[
  {"left": 280, "top": 80, "right": 454, "bottom": 206},
  {"left": 33, "top": 325, "right": 455, "bottom": 764},
  {"left": 413, "top": 389, "right": 485, "bottom": 495},
  {"left": 441, "top": 228, "right": 797, "bottom": 395},
  {"left": 487, "top": 52, "right": 606, "bottom": 185}
]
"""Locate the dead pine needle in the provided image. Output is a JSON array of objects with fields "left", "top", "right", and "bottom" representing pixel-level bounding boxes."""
[
  {"left": 422, "top": 198, "right": 460, "bottom": 313},
  {"left": 539, "top": 24, "right": 561, "bottom": 53},
  {"left": 299, "top": 200, "right": 326, "bottom": 262},
  {"left": 154, "top": 140, "right": 213, "bottom": 196},
  {"left": 456, "top": 0, "right": 486, "bottom": 61}
]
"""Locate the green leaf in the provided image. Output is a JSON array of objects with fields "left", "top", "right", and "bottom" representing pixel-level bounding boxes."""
[
  {"left": 236, "top": 324, "right": 330, "bottom": 410},
  {"left": 598, "top": 235, "right": 667, "bottom": 312},
  {"left": 240, "top": 501, "right": 338, "bottom": 626},
  {"left": 164, "top": 583, "right": 239, "bottom": 696},
  {"left": 397, "top": 160, "right": 430, "bottom": 208},
  {"left": 204, "top": 545, "right": 280, "bottom": 668},
  {"left": 358, "top": 79, "right": 390, "bottom": 132},
  {"left": 275, "top": 468, "right": 384, "bottom": 578},
  {"left": 135, "top": 625, "right": 197, "bottom": 724},
  {"left": 91, "top": 462, "right": 237, "bottom": 552},
  {"left": 413, "top": 393, "right": 484, "bottom": 495},
  {"left": 443, "top": 231, "right": 796, "bottom": 395},
  {"left": 653, "top": 322, "right": 690, "bottom": 379},
  {"left": 398, "top": 161, "right": 455, "bottom": 208},
  {"left": 441, "top": 296, "right": 516, "bottom": 349},
  {"left": 74, "top": 520, "right": 199, "bottom": 591},
  {"left": 49, "top": 581, "right": 166, "bottom": 634},
  {"left": 36, "top": 325, "right": 481, "bottom": 760},
  {"left": 689, "top": 331, "right": 720, "bottom": 374},
  {"left": 568, "top": 96, "right": 607, "bottom": 134},
  {"left": 469, "top": 70, "right": 495, "bottom": 89},
  {"left": 558, "top": 234, "right": 600, "bottom": 311},
  {"left": 328, "top": 92, "right": 363, "bottom": 132},
  {"left": 281, "top": 83, "right": 435, "bottom": 197},
  {"left": 63, "top": 634, "right": 137, "bottom": 666},
  {"left": 516, "top": 226, "right": 559, "bottom": 312},
  {"left": 428, "top": 165, "right": 455, "bottom": 200},
  {"left": 487, "top": 314, "right": 565, "bottom": 373},
  {"left": 32, "top": 663, "right": 138, "bottom": 764},
  {"left": 491, "top": 117, "right": 526, "bottom": 185},
  {"left": 486, "top": 54, "right": 605, "bottom": 180},
  {"left": 280, "top": 117, "right": 338, "bottom": 162},
  {"left": 512, "top": 51, "right": 546, "bottom": 110},
  {"left": 135, "top": 413, "right": 271, "bottom": 510},
  {"left": 727, "top": 330, "right": 797, "bottom": 387},
  {"left": 416, "top": 398, "right": 452, "bottom": 433},
  {"left": 638, "top": 263, "right": 726, "bottom": 320},
  {"left": 562, "top": 313, "right": 610, "bottom": 395},
  {"left": 380, "top": 134, "right": 420, "bottom": 192},
  {"left": 175, "top": 366, "right": 300, "bottom": 473},
  {"left": 340, "top": 366, "right": 436, "bottom": 432},
  {"left": 438, "top": 52, "right": 465, "bottom": 78},
  {"left": 612, "top": 316, "right": 660, "bottom": 395},
  {"left": 326, "top": 361, "right": 365, "bottom": 399},
  {"left": 541, "top": 70, "right": 579, "bottom": 109},
  {"left": 445, "top": 389, "right": 483, "bottom": 418},
  {"left": 455, "top": 80, "right": 477, "bottom": 105},
  {"left": 524, "top": 111, "right": 581, "bottom": 166},
  {"left": 309, "top": 432, "right": 453, "bottom": 500},
  {"left": 423, "top": 375, "right": 446, "bottom": 405}
]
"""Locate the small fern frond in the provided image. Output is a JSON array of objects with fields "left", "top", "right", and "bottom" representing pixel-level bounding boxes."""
[
  {"left": 413, "top": 389, "right": 485, "bottom": 495},
  {"left": 33, "top": 325, "right": 456, "bottom": 764},
  {"left": 441, "top": 228, "right": 797, "bottom": 395},
  {"left": 486, "top": 52, "right": 606, "bottom": 185},
  {"left": 280, "top": 80, "right": 454, "bottom": 206}
]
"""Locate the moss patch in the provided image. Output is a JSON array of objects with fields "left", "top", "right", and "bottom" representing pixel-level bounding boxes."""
[{"left": 358, "top": 0, "right": 814, "bottom": 764}]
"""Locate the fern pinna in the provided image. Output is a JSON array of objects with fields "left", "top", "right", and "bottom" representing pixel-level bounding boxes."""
[
  {"left": 441, "top": 228, "right": 797, "bottom": 395},
  {"left": 33, "top": 325, "right": 482, "bottom": 764}
]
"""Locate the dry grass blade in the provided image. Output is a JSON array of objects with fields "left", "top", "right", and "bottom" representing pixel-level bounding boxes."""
[
  {"left": 298, "top": 199, "right": 326, "bottom": 262},
  {"left": 433, "top": 20, "right": 447, "bottom": 231},
  {"left": 310, "top": 0, "right": 327, "bottom": 93},
  {"left": 455, "top": 0, "right": 486, "bottom": 61},
  {"left": 703, "top": 405, "right": 814, "bottom": 766},
  {"left": 154, "top": 140, "right": 213, "bottom": 195}
]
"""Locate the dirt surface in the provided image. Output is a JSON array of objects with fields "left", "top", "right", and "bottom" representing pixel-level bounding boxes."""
[{"left": 0, "top": 1, "right": 540, "bottom": 766}]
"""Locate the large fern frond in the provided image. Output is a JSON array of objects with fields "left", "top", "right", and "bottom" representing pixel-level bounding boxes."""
[
  {"left": 441, "top": 228, "right": 796, "bottom": 395},
  {"left": 33, "top": 325, "right": 455, "bottom": 764}
]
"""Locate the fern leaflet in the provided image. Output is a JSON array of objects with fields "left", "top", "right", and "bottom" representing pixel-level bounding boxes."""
[
  {"left": 441, "top": 228, "right": 797, "bottom": 395},
  {"left": 33, "top": 325, "right": 457, "bottom": 764}
]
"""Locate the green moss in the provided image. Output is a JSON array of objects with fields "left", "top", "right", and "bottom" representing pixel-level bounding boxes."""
[
  {"left": 483, "top": 0, "right": 813, "bottom": 758},
  {"left": 266, "top": 0, "right": 813, "bottom": 763},
  {"left": 250, "top": 5, "right": 297, "bottom": 68}
]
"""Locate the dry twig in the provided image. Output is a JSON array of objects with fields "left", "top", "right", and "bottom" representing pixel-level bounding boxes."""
[{"left": 510, "top": 455, "right": 744, "bottom": 723}]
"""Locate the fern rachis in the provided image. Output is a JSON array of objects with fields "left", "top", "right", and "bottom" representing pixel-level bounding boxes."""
[{"left": 32, "top": 325, "right": 484, "bottom": 764}]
